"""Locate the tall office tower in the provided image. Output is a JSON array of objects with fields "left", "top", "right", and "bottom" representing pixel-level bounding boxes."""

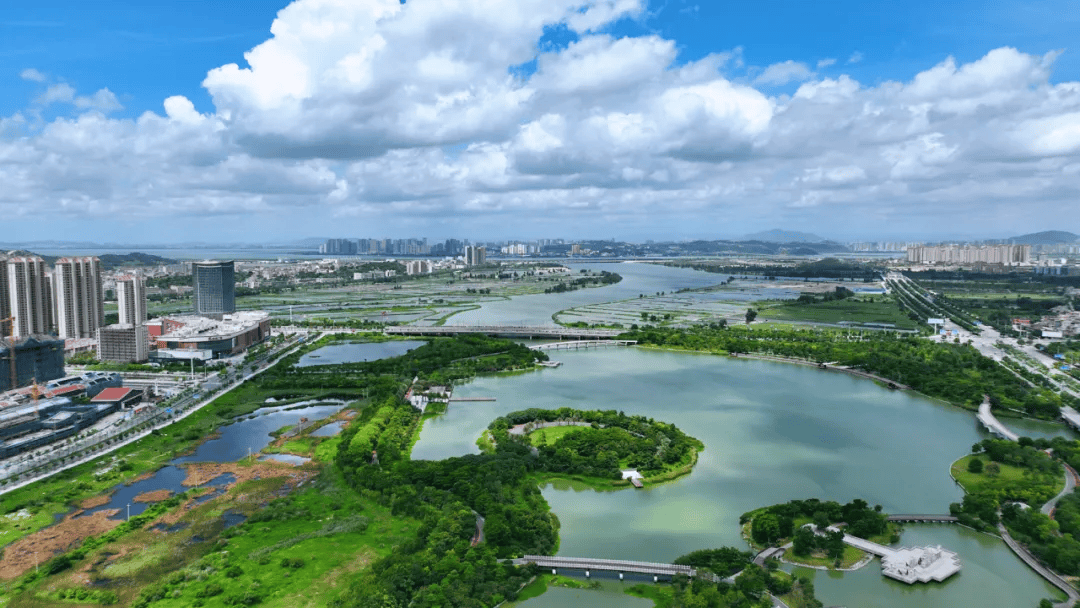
[
  {"left": 116, "top": 275, "right": 147, "bottom": 326},
  {"left": 193, "top": 260, "right": 235, "bottom": 317},
  {"left": 54, "top": 256, "right": 104, "bottom": 339},
  {"left": 6, "top": 255, "right": 52, "bottom": 338}
]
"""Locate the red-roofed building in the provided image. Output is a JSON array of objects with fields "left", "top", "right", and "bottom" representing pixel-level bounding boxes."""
[
  {"left": 91, "top": 387, "right": 142, "bottom": 410},
  {"left": 48, "top": 385, "right": 87, "bottom": 400}
]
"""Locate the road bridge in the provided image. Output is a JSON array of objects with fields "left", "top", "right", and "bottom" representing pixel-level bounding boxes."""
[
  {"left": 529, "top": 340, "right": 637, "bottom": 351},
  {"left": 385, "top": 326, "right": 624, "bottom": 340}
]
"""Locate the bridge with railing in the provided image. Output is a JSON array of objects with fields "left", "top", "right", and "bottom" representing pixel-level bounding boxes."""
[
  {"left": 885, "top": 514, "right": 959, "bottom": 523},
  {"left": 509, "top": 555, "right": 717, "bottom": 582},
  {"left": 385, "top": 326, "right": 624, "bottom": 339},
  {"left": 529, "top": 340, "right": 637, "bottom": 351}
]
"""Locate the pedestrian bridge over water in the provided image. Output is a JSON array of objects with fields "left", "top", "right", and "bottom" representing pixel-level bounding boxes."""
[
  {"left": 529, "top": 340, "right": 637, "bottom": 351},
  {"left": 385, "top": 326, "right": 624, "bottom": 340},
  {"left": 510, "top": 555, "right": 717, "bottom": 582}
]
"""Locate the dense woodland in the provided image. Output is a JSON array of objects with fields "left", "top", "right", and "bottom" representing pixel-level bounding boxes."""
[{"left": 624, "top": 326, "right": 1074, "bottom": 419}]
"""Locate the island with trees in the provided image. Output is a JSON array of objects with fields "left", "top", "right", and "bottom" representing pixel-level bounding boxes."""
[
  {"left": 741, "top": 498, "right": 895, "bottom": 571},
  {"left": 483, "top": 407, "right": 704, "bottom": 488}
]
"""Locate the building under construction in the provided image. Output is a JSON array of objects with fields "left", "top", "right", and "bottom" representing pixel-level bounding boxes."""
[{"left": 0, "top": 335, "right": 65, "bottom": 393}]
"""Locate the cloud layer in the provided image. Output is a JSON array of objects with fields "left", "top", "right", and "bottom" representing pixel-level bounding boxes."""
[{"left": 2, "top": 0, "right": 1079, "bottom": 240}]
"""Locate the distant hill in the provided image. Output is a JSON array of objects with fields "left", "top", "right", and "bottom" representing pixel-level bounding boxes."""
[
  {"left": 98, "top": 252, "right": 178, "bottom": 269},
  {"left": 1007, "top": 230, "right": 1078, "bottom": 245},
  {"left": 1, "top": 250, "right": 177, "bottom": 269},
  {"left": 743, "top": 229, "right": 826, "bottom": 243}
]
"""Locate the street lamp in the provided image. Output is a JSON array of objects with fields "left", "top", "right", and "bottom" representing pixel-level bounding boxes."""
[{"left": 127, "top": 503, "right": 131, "bottom": 521}]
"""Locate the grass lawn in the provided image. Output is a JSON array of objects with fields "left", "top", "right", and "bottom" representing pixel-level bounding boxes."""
[
  {"left": 527, "top": 425, "right": 587, "bottom": 446},
  {"left": 951, "top": 454, "right": 1064, "bottom": 498},
  {"left": 782, "top": 545, "right": 865, "bottom": 569},
  {"left": 758, "top": 298, "right": 919, "bottom": 330},
  {"left": 625, "top": 583, "right": 675, "bottom": 608},
  {"left": 509, "top": 575, "right": 603, "bottom": 606}
]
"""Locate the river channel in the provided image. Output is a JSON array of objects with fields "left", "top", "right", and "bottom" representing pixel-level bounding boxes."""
[
  {"left": 448, "top": 262, "right": 723, "bottom": 326},
  {"left": 413, "top": 347, "right": 1064, "bottom": 607}
]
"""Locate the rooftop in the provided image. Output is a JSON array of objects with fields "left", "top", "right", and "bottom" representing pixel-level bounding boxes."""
[
  {"left": 157, "top": 311, "right": 269, "bottom": 340},
  {"left": 92, "top": 387, "right": 138, "bottom": 402}
]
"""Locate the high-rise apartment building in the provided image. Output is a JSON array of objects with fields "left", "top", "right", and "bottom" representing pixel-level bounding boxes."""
[
  {"left": 54, "top": 257, "right": 104, "bottom": 339},
  {"left": 464, "top": 246, "right": 486, "bottom": 266},
  {"left": 193, "top": 261, "right": 236, "bottom": 317},
  {"left": 6, "top": 255, "right": 53, "bottom": 338},
  {"left": 116, "top": 275, "right": 147, "bottom": 326},
  {"left": 0, "top": 255, "right": 10, "bottom": 329},
  {"left": 906, "top": 245, "right": 1031, "bottom": 265}
]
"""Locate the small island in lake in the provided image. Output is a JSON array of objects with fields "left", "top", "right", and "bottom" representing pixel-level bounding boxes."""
[{"left": 483, "top": 407, "right": 703, "bottom": 488}]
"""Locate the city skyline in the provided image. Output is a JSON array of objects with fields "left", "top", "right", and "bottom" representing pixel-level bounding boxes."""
[{"left": 3, "top": 0, "right": 1080, "bottom": 242}]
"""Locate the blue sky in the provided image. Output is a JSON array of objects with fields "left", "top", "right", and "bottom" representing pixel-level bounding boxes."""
[
  {"left": 7, "top": 0, "right": 1077, "bottom": 119},
  {"left": 2, "top": 0, "right": 1079, "bottom": 243}
]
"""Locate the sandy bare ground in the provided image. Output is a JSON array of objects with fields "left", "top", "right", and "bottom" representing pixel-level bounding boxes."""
[
  {"left": 179, "top": 461, "right": 316, "bottom": 488},
  {"left": 134, "top": 490, "right": 173, "bottom": 503},
  {"left": 0, "top": 510, "right": 122, "bottom": 580},
  {"left": 80, "top": 495, "right": 111, "bottom": 509}
]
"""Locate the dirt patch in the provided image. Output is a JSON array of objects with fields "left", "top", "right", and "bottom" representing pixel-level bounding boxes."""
[
  {"left": 130, "top": 470, "right": 156, "bottom": 483},
  {"left": 80, "top": 495, "right": 112, "bottom": 509},
  {"left": 0, "top": 510, "right": 122, "bottom": 580},
  {"left": 134, "top": 490, "right": 173, "bottom": 503},
  {"left": 180, "top": 461, "right": 316, "bottom": 488}
]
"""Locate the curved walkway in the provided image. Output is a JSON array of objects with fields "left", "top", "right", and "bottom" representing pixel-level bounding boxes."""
[
  {"left": 998, "top": 523, "right": 1079, "bottom": 608},
  {"left": 726, "top": 353, "right": 910, "bottom": 389},
  {"left": 1043, "top": 462, "right": 1079, "bottom": 517},
  {"left": 977, "top": 399, "right": 1020, "bottom": 441}
]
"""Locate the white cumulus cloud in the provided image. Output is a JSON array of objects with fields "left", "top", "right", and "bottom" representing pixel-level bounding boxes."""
[{"left": 1, "top": 0, "right": 1080, "bottom": 240}]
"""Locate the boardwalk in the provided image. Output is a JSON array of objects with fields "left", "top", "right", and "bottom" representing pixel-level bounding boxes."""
[
  {"left": 385, "top": 325, "right": 624, "bottom": 339},
  {"left": 530, "top": 340, "right": 637, "bottom": 351},
  {"left": 977, "top": 399, "right": 1020, "bottom": 441}
]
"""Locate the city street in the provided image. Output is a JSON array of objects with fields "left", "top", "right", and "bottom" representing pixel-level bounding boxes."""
[{"left": 0, "top": 333, "right": 310, "bottom": 493}]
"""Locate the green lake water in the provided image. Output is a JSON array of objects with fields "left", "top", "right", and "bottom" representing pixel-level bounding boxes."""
[{"left": 413, "top": 348, "right": 1064, "bottom": 607}]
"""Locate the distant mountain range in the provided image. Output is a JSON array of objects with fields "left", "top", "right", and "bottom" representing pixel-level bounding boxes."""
[
  {"left": 1005, "top": 230, "right": 1078, "bottom": 245},
  {"left": 742, "top": 229, "right": 828, "bottom": 243}
]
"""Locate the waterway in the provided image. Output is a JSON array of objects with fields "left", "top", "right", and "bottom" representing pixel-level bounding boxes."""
[
  {"left": 447, "top": 262, "right": 722, "bottom": 326},
  {"left": 295, "top": 340, "right": 426, "bottom": 367},
  {"left": 69, "top": 402, "right": 345, "bottom": 521},
  {"left": 413, "top": 347, "right": 1063, "bottom": 607}
]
